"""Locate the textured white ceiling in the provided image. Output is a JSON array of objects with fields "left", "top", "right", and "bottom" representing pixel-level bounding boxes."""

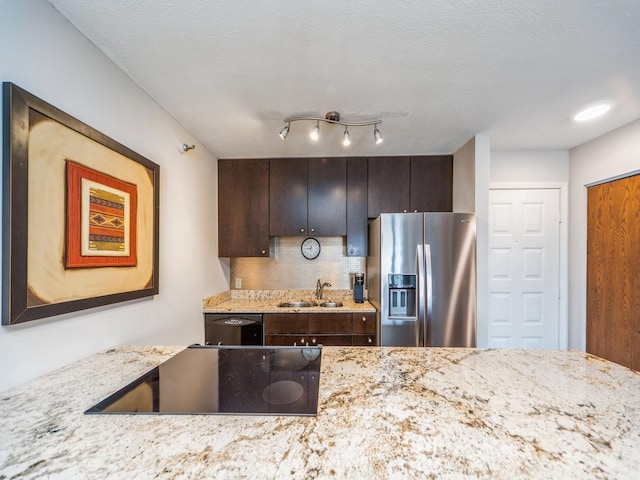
[{"left": 49, "top": 0, "right": 640, "bottom": 158}]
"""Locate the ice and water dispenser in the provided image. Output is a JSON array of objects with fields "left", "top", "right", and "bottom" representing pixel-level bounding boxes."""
[{"left": 388, "top": 274, "right": 416, "bottom": 317}]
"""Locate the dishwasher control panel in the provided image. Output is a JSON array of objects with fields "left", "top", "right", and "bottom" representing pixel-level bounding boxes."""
[{"left": 205, "top": 314, "right": 264, "bottom": 345}]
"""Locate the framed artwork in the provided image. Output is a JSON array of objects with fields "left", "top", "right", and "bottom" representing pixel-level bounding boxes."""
[{"left": 2, "top": 82, "right": 160, "bottom": 325}]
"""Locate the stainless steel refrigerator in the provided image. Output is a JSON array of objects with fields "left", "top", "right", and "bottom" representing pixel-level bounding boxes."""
[{"left": 367, "top": 213, "right": 476, "bottom": 347}]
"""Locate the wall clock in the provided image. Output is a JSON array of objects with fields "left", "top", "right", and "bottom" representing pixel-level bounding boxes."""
[{"left": 301, "top": 237, "right": 321, "bottom": 260}]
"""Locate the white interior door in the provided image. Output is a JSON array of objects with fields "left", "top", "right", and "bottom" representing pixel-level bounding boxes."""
[{"left": 488, "top": 188, "right": 561, "bottom": 349}]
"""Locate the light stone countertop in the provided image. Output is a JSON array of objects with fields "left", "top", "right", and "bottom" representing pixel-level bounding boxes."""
[
  {"left": 1, "top": 346, "right": 639, "bottom": 479},
  {"left": 203, "top": 289, "right": 376, "bottom": 313}
]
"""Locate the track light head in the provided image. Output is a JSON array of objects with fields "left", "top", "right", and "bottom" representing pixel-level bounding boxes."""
[
  {"left": 342, "top": 127, "right": 351, "bottom": 146},
  {"left": 279, "top": 123, "right": 290, "bottom": 140},
  {"left": 310, "top": 121, "right": 320, "bottom": 141},
  {"left": 374, "top": 126, "right": 383, "bottom": 144}
]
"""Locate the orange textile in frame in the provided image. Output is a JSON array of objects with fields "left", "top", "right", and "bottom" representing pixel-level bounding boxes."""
[{"left": 66, "top": 160, "right": 137, "bottom": 268}]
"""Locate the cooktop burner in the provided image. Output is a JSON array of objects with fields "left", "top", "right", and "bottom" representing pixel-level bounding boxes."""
[{"left": 85, "top": 345, "right": 322, "bottom": 416}]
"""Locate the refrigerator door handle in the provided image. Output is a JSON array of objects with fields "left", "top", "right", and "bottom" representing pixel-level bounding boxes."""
[
  {"left": 424, "top": 244, "right": 433, "bottom": 347},
  {"left": 416, "top": 244, "right": 426, "bottom": 347}
]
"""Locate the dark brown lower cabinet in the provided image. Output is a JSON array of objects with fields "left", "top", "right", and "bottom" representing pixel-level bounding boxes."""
[
  {"left": 264, "top": 312, "right": 377, "bottom": 346},
  {"left": 352, "top": 335, "right": 376, "bottom": 346}
]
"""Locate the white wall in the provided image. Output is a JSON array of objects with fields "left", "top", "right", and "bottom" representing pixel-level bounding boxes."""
[
  {"left": 569, "top": 119, "right": 640, "bottom": 350},
  {"left": 0, "top": 1, "right": 228, "bottom": 391},
  {"left": 491, "top": 150, "right": 569, "bottom": 183}
]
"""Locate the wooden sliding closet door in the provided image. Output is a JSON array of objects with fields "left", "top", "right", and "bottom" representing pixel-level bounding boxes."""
[{"left": 587, "top": 174, "right": 640, "bottom": 371}]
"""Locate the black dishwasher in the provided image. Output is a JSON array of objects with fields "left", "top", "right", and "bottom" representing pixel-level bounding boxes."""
[{"left": 204, "top": 313, "right": 264, "bottom": 345}]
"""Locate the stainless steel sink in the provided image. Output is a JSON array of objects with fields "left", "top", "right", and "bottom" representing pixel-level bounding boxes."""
[
  {"left": 319, "top": 301, "right": 343, "bottom": 308},
  {"left": 278, "top": 301, "right": 317, "bottom": 308}
]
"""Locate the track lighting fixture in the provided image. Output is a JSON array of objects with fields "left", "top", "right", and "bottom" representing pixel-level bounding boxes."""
[{"left": 278, "top": 111, "right": 382, "bottom": 146}]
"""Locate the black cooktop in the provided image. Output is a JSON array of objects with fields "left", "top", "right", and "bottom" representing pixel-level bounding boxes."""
[{"left": 85, "top": 345, "right": 322, "bottom": 416}]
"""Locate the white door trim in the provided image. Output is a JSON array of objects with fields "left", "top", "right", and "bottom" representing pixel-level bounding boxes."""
[{"left": 489, "top": 182, "right": 568, "bottom": 349}]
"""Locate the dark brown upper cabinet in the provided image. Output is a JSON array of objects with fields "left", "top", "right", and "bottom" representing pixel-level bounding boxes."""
[
  {"left": 269, "top": 158, "right": 346, "bottom": 236},
  {"left": 367, "top": 155, "right": 453, "bottom": 218},
  {"left": 346, "top": 157, "right": 368, "bottom": 256},
  {"left": 410, "top": 155, "right": 453, "bottom": 212},
  {"left": 218, "top": 159, "right": 270, "bottom": 257},
  {"left": 308, "top": 157, "right": 346, "bottom": 236},
  {"left": 367, "top": 157, "right": 411, "bottom": 218},
  {"left": 269, "top": 158, "right": 308, "bottom": 236}
]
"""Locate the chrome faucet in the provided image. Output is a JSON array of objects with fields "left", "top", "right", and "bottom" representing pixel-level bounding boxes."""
[{"left": 316, "top": 279, "right": 331, "bottom": 301}]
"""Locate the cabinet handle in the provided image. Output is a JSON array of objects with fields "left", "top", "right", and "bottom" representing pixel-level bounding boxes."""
[
  {"left": 300, "top": 228, "right": 305, "bottom": 233},
  {"left": 311, "top": 338, "right": 317, "bottom": 344},
  {"left": 367, "top": 337, "right": 373, "bottom": 344},
  {"left": 403, "top": 209, "right": 408, "bottom": 213},
  {"left": 349, "top": 248, "right": 355, "bottom": 254},
  {"left": 310, "top": 228, "right": 316, "bottom": 233},
  {"left": 362, "top": 316, "right": 367, "bottom": 322},
  {"left": 261, "top": 249, "right": 266, "bottom": 255}
]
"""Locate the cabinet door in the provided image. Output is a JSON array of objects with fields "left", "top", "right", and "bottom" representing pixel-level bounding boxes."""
[
  {"left": 218, "top": 159, "right": 270, "bottom": 257},
  {"left": 265, "top": 335, "right": 311, "bottom": 346},
  {"left": 346, "top": 157, "right": 368, "bottom": 256},
  {"left": 269, "top": 158, "right": 308, "bottom": 236},
  {"left": 353, "top": 335, "right": 376, "bottom": 346},
  {"left": 264, "top": 313, "right": 308, "bottom": 334},
  {"left": 353, "top": 313, "right": 376, "bottom": 334},
  {"left": 307, "top": 158, "right": 346, "bottom": 236},
  {"left": 308, "top": 313, "right": 352, "bottom": 334},
  {"left": 410, "top": 156, "right": 453, "bottom": 212},
  {"left": 309, "top": 335, "right": 353, "bottom": 346},
  {"left": 367, "top": 157, "right": 411, "bottom": 218}
]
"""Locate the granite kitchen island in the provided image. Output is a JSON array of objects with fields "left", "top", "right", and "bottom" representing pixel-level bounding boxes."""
[{"left": 1, "top": 346, "right": 638, "bottom": 479}]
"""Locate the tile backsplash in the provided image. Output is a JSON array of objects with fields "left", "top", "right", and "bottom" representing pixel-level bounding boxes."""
[{"left": 231, "top": 237, "right": 366, "bottom": 290}]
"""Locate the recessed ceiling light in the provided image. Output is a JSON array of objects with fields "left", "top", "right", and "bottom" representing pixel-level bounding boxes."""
[{"left": 573, "top": 102, "right": 613, "bottom": 122}]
